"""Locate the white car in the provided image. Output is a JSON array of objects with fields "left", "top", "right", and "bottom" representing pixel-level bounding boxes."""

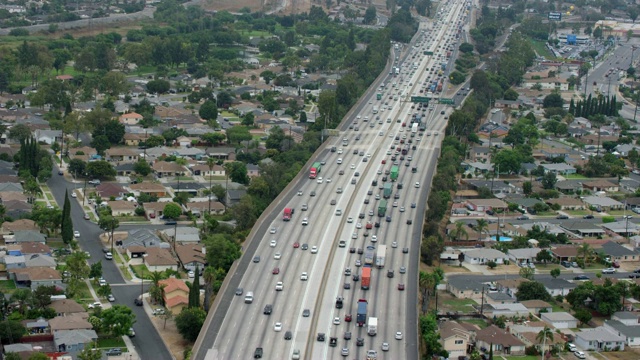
[
  {"left": 347, "top": 217, "right": 354, "bottom": 223},
  {"left": 188, "top": 271, "right": 195, "bottom": 278},
  {"left": 399, "top": 206, "right": 405, "bottom": 212},
  {"left": 379, "top": 131, "right": 384, "bottom": 136},
  {"left": 337, "top": 158, "right": 343, "bottom": 164},
  {"left": 352, "top": 233, "right": 358, "bottom": 239},
  {"left": 311, "top": 246, "right": 318, "bottom": 254},
  {"left": 574, "top": 351, "right": 586, "bottom": 359},
  {"left": 356, "top": 223, "right": 362, "bottom": 229},
  {"left": 333, "top": 317, "right": 341, "bottom": 325},
  {"left": 395, "top": 331, "right": 403, "bottom": 340},
  {"left": 415, "top": 182, "right": 420, "bottom": 188},
  {"left": 350, "top": 164, "right": 356, "bottom": 169},
  {"left": 317, "top": 177, "right": 323, "bottom": 184},
  {"left": 98, "top": 278, "right": 107, "bottom": 286},
  {"left": 382, "top": 342, "right": 390, "bottom": 351},
  {"left": 71, "top": 192, "right": 77, "bottom": 198},
  {"left": 275, "top": 281, "right": 284, "bottom": 291},
  {"left": 270, "top": 240, "right": 277, "bottom": 247},
  {"left": 274, "top": 322, "right": 283, "bottom": 332},
  {"left": 302, "top": 218, "right": 309, "bottom": 226},
  {"left": 371, "top": 235, "right": 378, "bottom": 242},
  {"left": 300, "top": 272, "right": 308, "bottom": 281},
  {"left": 337, "top": 148, "right": 343, "bottom": 154},
  {"left": 327, "top": 178, "right": 332, "bottom": 183},
  {"left": 274, "top": 252, "right": 282, "bottom": 260},
  {"left": 88, "top": 302, "right": 102, "bottom": 309},
  {"left": 270, "top": 227, "right": 277, "bottom": 234},
  {"left": 73, "top": 231, "right": 80, "bottom": 238},
  {"left": 297, "top": 190, "right": 303, "bottom": 196}
]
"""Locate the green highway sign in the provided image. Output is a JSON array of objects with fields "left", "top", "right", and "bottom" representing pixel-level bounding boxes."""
[
  {"left": 411, "top": 96, "right": 430, "bottom": 103},
  {"left": 424, "top": 51, "right": 434, "bottom": 55},
  {"left": 440, "top": 98, "right": 455, "bottom": 104}
]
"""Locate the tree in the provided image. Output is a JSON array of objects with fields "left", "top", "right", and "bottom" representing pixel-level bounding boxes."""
[
  {"left": 364, "top": 6, "right": 377, "bottom": 24},
  {"left": 9, "top": 124, "right": 33, "bottom": 142},
  {"left": 77, "top": 342, "right": 102, "bottom": 360},
  {"left": 89, "top": 261, "right": 103, "bottom": 279},
  {"left": 542, "top": 172, "right": 557, "bottom": 190},
  {"left": 32, "top": 285, "right": 56, "bottom": 309},
  {"left": 65, "top": 251, "right": 90, "bottom": 297},
  {"left": 86, "top": 160, "right": 116, "bottom": 179},
  {"left": 199, "top": 100, "right": 218, "bottom": 121},
  {"left": 28, "top": 353, "right": 50, "bottom": 360},
  {"left": 98, "top": 216, "right": 119, "bottom": 253},
  {"left": 163, "top": 203, "right": 182, "bottom": 219},
  {"left": 175, "top": 307, "right": 207, "bottom": 342},
  {"left": 260, "top": 70, "right": 276, "bottom": 84},
  {"left": 146, "top": 79, "right": 170, "bottom": 94},
  {"left": 97, "top": 283, "right": 112, "bottom": 299},
  {"left": 68, "top": 159, "right": 87, "bottom": 177},
  {"left": 536, "top": 326, "right": 554, "bottom": 358},
  {"left": 61, "top": 190, "right": 73, "bottom": 244},
  {"left": 134, "top": 160, "right": 151, "bottom": 176},
  {"left": 450, "top": 221, "right": 468, "bottom": 241},
  {"left": 459, "top": 42, "right": 474, "bottom": 53},
  {"left": 11, "top": 288, "right": 33, "bottom": 315},
  {"left": 517, "top": 281, "right": 552, "bottom": 302},
  {"left": 550, "top": 268, "right": 561, "bottom": 279},
  {"left": 574, "top": 307, "right": 592, "bottom": 325},
  {"left": 101, "top": 305, "right": 135, "bottom": 336},
  {"left": 475, "top": 219, "right": 489, "bottom": 241},
  {"left": 519, "top": 267, "right": 535, "bottom": 281},
  {"left": 523, "top": 181, "right": 533, "bottom": 196},
  {"left": 226, "top": 161, "right": 249, "bottom": 185},
  {"left": 188, "top": 266, "right": 200, "bottom": 308},
  {"left": 241, "top": 112, "right": 254, "bottom": 126},
  {"left": 543, "top": 93, "right": 564, "bottom": 108},
  {"left": 487, "top": 261, "right": 497, "bottom": 269},
  {"left": 536, "top": 250, "right": 552, "bottom": 264},
  {"left": 0, "top": 320, "right": 26, "bottom": 343},
  {"left": 578, "top": 243, "right": 592, "bottom": 267}
]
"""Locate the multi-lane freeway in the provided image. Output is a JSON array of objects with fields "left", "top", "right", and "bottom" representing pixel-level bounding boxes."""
[{"left": 193, "top": 1, "right": 472, "bottom": 359}]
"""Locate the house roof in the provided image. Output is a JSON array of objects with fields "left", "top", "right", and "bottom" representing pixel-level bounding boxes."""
[
  {"left": 507, "top": 248, "right": 541, "bottom": 259},
  {"left": 0, "top": 183, "right": 23, "bottom": 192},
  {"left": 447, "top": 276, "right": 484, "bottom": 292},
  {"left": 545, "top": 197, "right": 585, "bottom": 207},
  {"left": 130, "top": 182, "right": 167, "bottom": 192},
  {"left": 10, "top": 267, "right": 61, "bottom": 281},
  {"left": 165, "top": 294, "right": 189, "bottom": 308},
  {"left": 577, "top": 326, "right": 626, "bottom": 342},
  {"left": 583, "top": 180, "right": 618, "bottom": 188},
  {"left": 13, "top": 230, "right": 46, "bottom": 243},
  {"left": 106, "top": 147, "right": 139, "bottom": 156},
  {"left": 50, "top": 299, "right": 86, "bottom": 314},
  {"left": 153, "top": 161, "right": 186, "bottom": 173},
  {"left": 605, "top": 320, "right": 640, "bottom": 338},
  {"left": 463, "top": 248, "right": 507, "bottom": 259},
  {"left": 496, "top": 278, "right": 529, "bottom": 289},
  {"left": 25, "top": 254, "right": 56, "bottom": 268},
  {"left": 600, "top": 241, "right": 638, "bottom": 256},
  {"left": 144, "top": 247, "right": 178, "bottom": 266},
  {"left": 159, "top": 278, "right": 189, "bottom": 294},
  {"left": 21, "top": 242, "right": 51, "bottom": 254},
  {"left": 54, "top": 329, "right": 98, "bottom": 347},
  {"left": 551, "top": 246, "right": 578, "bottom": 257},
  {"left": 108, "top": 200, "right": 137, "bottom": 212},
  {"left": 2, "top": 219, "right": 38, "bottom": 233},
  {"left": 96, "top": 183, "right": 126, "bottom": 198},
  {"left": 519, "top": 300, "right": 552, "bottom": 309},
  {"left": 49, "top": 314, "right": 93, "bottom": 331},
  {"left": 467, "top": 198, "right": 508, "bottom": 208},
  {"left": 186, "top": 200, "right": 225, "bottom": 211},
  {"left": 440, "top": 320, "right": 470, "bottom": 341},
  {"left": 541, "top": 312, "right": 577, "bottom": 322},
  {"left": 476, "top": 325, "right": 525, "bottom": 347},
  {"left": 561, "top": 221, "right": 605, "bottom": 233},
  {"left": 538, "top": 278, "right": 577, "bottom": 290},
  {"left": 583, "top": 196, "right": 623, "bottom": 207},
  {"left": 613, "top": 311, "right": 639, "bottom": 321}
]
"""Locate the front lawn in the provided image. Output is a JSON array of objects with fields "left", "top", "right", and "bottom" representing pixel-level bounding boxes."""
[
  {"left": 564, "top": 174, "right": 589, "bottom": 179},
  {"left": 73, "top": 281, "right": 93, "bottom": 302},
  {"left": 96, "top": 336, "right": 126, "bottom": 349},
  {"left": 0, "top": 280, "right": 17, "bottom": 294},
  {"left": 566, "top": 210, "right": 591, "bottom": 216},
  {"left": 460, "top": 318, "right": 488, "bottom": 329},
  {"left": 130, "top": 264, "right": 150, "bottom": 279},
  {"left": 441, "top": 298, "right": 478, "bottom": 313}
]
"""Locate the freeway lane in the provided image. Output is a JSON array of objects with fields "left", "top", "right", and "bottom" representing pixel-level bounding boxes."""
[{"left": 194, "top": 1, "right": 470, "bottom": 359}]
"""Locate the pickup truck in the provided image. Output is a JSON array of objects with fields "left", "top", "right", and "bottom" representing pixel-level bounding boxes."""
[{"left": 88, "top": 179, "right": 101, "bottom": 185}]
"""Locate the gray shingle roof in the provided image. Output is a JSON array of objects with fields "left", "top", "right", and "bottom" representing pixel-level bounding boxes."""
[{"left": 601, "top": 241, "right": 638, "bottom": 257}]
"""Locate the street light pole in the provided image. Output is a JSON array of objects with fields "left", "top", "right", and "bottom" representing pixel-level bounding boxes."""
[{"left": 82, "top": 173, "right": 88, "bottom": 206}]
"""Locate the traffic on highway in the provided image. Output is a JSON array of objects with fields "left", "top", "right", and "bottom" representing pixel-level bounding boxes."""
[{"left": 195, "top": 1, "right": 472, "bottom": 359}]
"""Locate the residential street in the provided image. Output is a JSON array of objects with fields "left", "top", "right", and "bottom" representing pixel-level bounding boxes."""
[{"left": 47, "top": 165, "right": 173, "bottom": 360}]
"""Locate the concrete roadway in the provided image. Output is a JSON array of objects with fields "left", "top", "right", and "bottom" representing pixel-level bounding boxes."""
[
  {"left": 195, "top": 1, "right": 470, "bottom": 359},
  {"left": 47, "top": 168, "right": 173, "bottom": 360}
]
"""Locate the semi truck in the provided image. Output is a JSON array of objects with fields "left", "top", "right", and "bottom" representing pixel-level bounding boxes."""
[
  {"left": 376, "top": 93, "right": 382, "bottom": 100},
  {"left": 375, "top": 245, "right": 387, "bottom": 269},
  {"left": 309, "top": 162, "right": 322, "bottom": 179},
  {"left": 364, "top": 246, "right": 375, "bottom": 265},
  {"left": 378, "top": 200, "right": 387, "bottom": 217},
  {"left": 437, "top": 82, "right": 443, "bottom": 92},
  {"left": 282, "top": 208, "right": 293, "bottom": 221},
  {"left": 390, "top": 166, "right": 399, "bottom": 181},
  {"left": 383, "top": 183, "right": 393, "bottom": 199},
  {"left": 367, "top": 317, "right": 378, "bottom": 336},
  {"left": 411, "top": 123, "right": 418, "bottom": 134},
  {"left": 361, "top": 265, "right": 371, "bottom": 290},
  {"left": 356, "top": 299, "right": 368, "bottom": 326}
]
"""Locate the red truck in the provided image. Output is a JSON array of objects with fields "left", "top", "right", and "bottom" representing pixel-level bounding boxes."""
[
  {"left": 283, "top": 208, "right": 293, "bottom": 221},
  {"left": 361, "top": 266, "right": 371, "bottom": 290}
]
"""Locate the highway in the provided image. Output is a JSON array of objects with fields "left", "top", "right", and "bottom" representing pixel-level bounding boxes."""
[{"left": 194, "top": 1, "right": 471, "bottom": 359}]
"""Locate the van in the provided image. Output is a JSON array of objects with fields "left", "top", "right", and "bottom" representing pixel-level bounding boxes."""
[
  {"left": 244, "top": 292, "right": 254, "bottom": 304},
  {"left": 567, "top": 343, "right": 577, "bottom": 352}
]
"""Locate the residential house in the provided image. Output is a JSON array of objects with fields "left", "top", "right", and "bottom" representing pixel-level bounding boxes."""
[
  {"left": 95, "top": 183, "right": 126, "bottom": 199},
  {"left": 470, "top": 146, "right": 492, "bottom": 162},
  {"left": 0, "top": 183, "right": 23, "bottom": 192},
  {"left": 571, "top": 117, "right": 592, "bottom": 129},
  {"left": 541, "top": 312, "right": 578, "bottom": 329},
  {"left": 4, "top": 200, "right": 31, "bottom": 218},
  {"left": 176, "top": 136, "right": 192, "bottom": 147},
  {"left": 583, "top": 196, "right": 624, "bottom": 211},
  {"left": 461, "top": 161, "right": 494, "bottom": 175},
  {"left": 487, "top": 303, "right": 530, "bottom": 317},
  {"left": 175, "top": 243, "right": 207, "bottom": 273},
  {"left": 120, "top": 228, "right": 163, "bottom": 249},
  {"left": 601, "top": 221, "right": 640, "bottom": 237},
  {"left": 105, "top": 148, "right": 139, "bottom": 163},
  {"left": 568, "top": 127, "right": 590, "bottom": 138},
  {"left": 494, "top": 99, "right": 523, "bottom": 109},
  {"left": 226, "top": 189, "right": 247, "bottom": 206},
  {"left": 0, "top": 219, "right": 39, "bottom": 235},
  {"left": 118, "top": 112, "right": 143, "bottom": 125},
  {"left": 186, "top": 200, "right": 226, "bottom": 216},
  {"left": 556, "top": 181, "right": 583, "bottom": 194},
  {"left": 54, "top": 329, "right": 98, "bottom": 352},
  {"left": 6, "top": 230, "right": 47, "bottom": 244},
  {"left": 538, "top": 278, "right": 576, "bottom": 297},
  {"left": 475, "top": 325, "right": 526, "bottom": 355},
  {"left": 162, "top": 227, "right": 200, "bottom": 243},
  {"left": 600, "top": 241, "right": 639, "bottom": 262},
  {"left": 604, "top": 319, "right": 640, "bottom": 347},
  {"left": 561, "top": 221, "right": 606, "bottom": 237},
  {"left": 49, "top": 314, "right": 93, "bottom": 332},
  {"left": 144, "top": 247, "right": 178, "bottom": 272},
  {"left": 20, "top": 242, "right": 50, "bottom": 256},
  {"left": 34, "top": 129, "right": 62, "bottom": 145},
  {"left": 440, "top": 321, "right": 472, "bottom": 358},
  {"left": 446, "top": 277, "right": 485, "bottom": 300},
  {"left": 496, "top": 278, "right": 529, "bottom": 299},
  {"left": 614, "top": 144, "right": 639, "bottom": 157},
  {"left": 507, "top": 248, "right": 541, "bottom": 265},
  {"left": 612, "top": 312, "right": 640, "bottom": 326},
  {"left": 129, "top": 182, "right": 168, "bottom": 197},
  {"left": 4, "top": 255, "right": 25, "bottom": 269},
  {"left": 25, "top": 254, "right": 56, "bottom": 268},
  {"left": 465, "top": 199, "right": 508, "bottom": 212},
  {"left": 523, "top": 75, "right": 569, "bottom": 91},
  {"left": 153, "top": 161, "right": 188, "bottom": 177},
  {"left": 115, "top": 162, "right": 137, "bottom": 176},
  {"left": 159, "top": 278, "right": 189, "bottom": 314},
  {"left": 169, "top": 182, "right": 205, "bottom": 196},
  {"left": 486, "top": 292, "right": 517, "bottom": 305},
  {"left": 575, "top": 327, "right": 626, "bottom": 351},
  {"left": 142, "top": 202, "right": 180, "bottom": 219},
  {"left": 247, "top": 164, "right": 260, "bottom": 177},
  {"left": 190, "top": 164, "right": 225, "bottom": 177},
  {"left": 515, "top": 331, "right": 565, "bottom": 353},
  {"left": 545, "top": 197, "right": 586, "bottom": 210},
  {"left": 124, "top": 132, "right": 145, "bottom": 146},
  {"left": 463, "top": 248, "right": 507, "bottom": 265},
  {"left": 465, "top": 180, "right": 515, "bottom": 195},
  {"left": 583, "top": 180, "right": 619, "bottom": 193},
  {"left": 49, "top": 299, "right": 87, "bottom": 317},
  {"left": 519, "top": 300, "right": 553, "bottom": 315},
  {"left": 109, "top": 200, "right": 138, "bottom": 217},
  {"left": 540, "top": 163, "right": 576, "bottom": 175},
  {"left": 9, "top": 267, "right": 62, "bottom": 290}
]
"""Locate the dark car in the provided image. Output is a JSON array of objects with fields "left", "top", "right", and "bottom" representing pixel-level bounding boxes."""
[
  {"left": 344, "top": 331, "right": 352, "bottom": 340},
  {"left": 310, "top": 191, "right": 316, "bottom": 197},
  {"left": 516, "top": 216, "right": 529, "bottom": 220},
  {"left": 352, "top": 275, "right": 359, "bottom": 282},
  {"left": 301, "top": 244, "right": 308, "bottom": 250},
  {"left": 357, "top": 248, "right": 364, "bottom": 254},
  {"left": 264, "top": 304, "right": 273, "bottom": 315},
  {"left": 344, "top": 283, "right": 351, "bottom": 289},
  {"left": 407, "top": 219, "right": 413, "bottom": 225},
  {"left": 106, "top": 348, "right": 122, "bottom": 356},
  {"left": 356, "top": 338, "right": 364, "bottom": 346},
  {"left": 284, "top": 331, "right": 292, "bottom": 340},
  {"left": 303, "top": 309, "right": 310, "bottom": 317},
  {"left": 253, "top": 256, "right": 260, "bottom": 263},
  {"left": 134, "top": 297, "right": 143, "bottom": 306},
  {"left": 574, "top": 275, "right": 589, "bottom": 281},
  {"left": 235, "top": 288, "right": 243, "bottom": 296},
  {"left": 254, "top": 347, "right": 263, "bottom": 359},
  {"left": 317, "top": 333, "right": 326, "bottom": 342},
  {"left": 387, "top": 270, "right": 394, "bottom": 278},
  {"left": 349, "top": 247, "right": 356, "bottom": 253},
  {"left": 164, "top": 220, "right": 177, "bottom": 225},
  {"left": 583, "top": 215, "right": 594, "bottom": 219},
  {"left": 630, "top": 273, "right": 640, "bottom": 279},
  {"left": 556, "top": 215, "right": 569, "bottom": 219},
  {"left": 403, "top": 247, "right": 409, "bottom": 254}
]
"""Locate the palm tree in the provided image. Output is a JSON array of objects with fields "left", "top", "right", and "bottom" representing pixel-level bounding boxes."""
[
  {"left": 451, "top": 222, "right": 469, "bottom": 242},
  {"left": 536, "top": 326, "right": 554, "bottom": 360},
  {"left": 475, "top": 219, "right": 489, "bottom": 241},
  {"left": 578, "top": 243, "right": 592, "bottom": 268},
  {"left": 418, "top": 271, "right": 436, "bottom": 314},
  {"left": 206, "top": 157, "right": 216, "bottom": 215},
  {"left": 203, "top": 266, "right": 217, "bottom": 312}
]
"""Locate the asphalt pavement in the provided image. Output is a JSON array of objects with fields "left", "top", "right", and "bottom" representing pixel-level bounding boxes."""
[{"left": 47, "top": 166, "right": 173, "bottom": 360}]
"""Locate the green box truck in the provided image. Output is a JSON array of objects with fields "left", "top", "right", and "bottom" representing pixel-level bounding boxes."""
[
  {"left": 378, "top": 200, "right": 387, "bottom": 217},
  {"left": 383, "top": 183, "right": 392, "bottom": 199},
  {"left": 390, "top": 166, "right": 399, "bottom": 181}
]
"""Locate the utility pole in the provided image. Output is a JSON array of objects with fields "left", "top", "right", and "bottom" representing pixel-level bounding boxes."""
[{"left": 480, "top": 285, "right": 485, "bottom": 315}]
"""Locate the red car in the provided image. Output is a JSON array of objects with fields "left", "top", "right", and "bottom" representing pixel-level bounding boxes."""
[
  {"left": 344, "top": 314, "right": 352, "bottom": 322},
  {"left": 398, "top": 283, "right": 405, "bottom": 291},
  {"left": 381, "top": 160, "right": 386, "bottom": 164},
  {"left": 272, "top": 267, "right": 280, "bottom": 275},
  {"left": 366, "top": 222, "right": 373, "bottom": 229},
  {"left": 293, "top": 242, "right": 300, "bottom": 248}
]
